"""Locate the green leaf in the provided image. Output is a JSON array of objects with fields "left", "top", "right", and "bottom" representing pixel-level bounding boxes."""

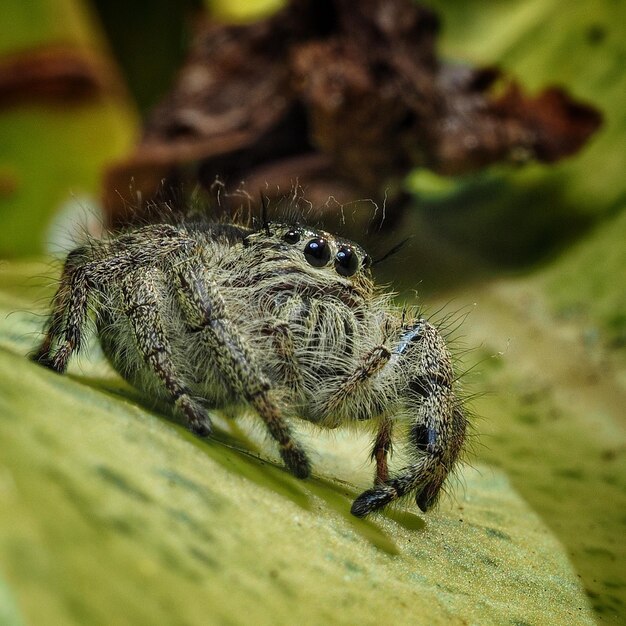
[
  {"left": 428, "top": 207, "right": 626, "bottom": 621},
  {"left": 0, "top": 263, "right": 596, "bottom": 624}
]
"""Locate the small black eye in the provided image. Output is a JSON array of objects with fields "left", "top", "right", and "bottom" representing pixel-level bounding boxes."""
[
  {"left": 335, "top": 246, "right": 359, "bottom": 277},
  {"left": 304, "top": 238, "right": 331, "bottom": 267},
  {"left": 283, "top": 229, "right": 300, "bottom": 244}
]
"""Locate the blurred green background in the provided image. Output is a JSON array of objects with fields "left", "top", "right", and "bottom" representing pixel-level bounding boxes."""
[{"left": 0, "top": 0, "right": 624, "bottom": 624}]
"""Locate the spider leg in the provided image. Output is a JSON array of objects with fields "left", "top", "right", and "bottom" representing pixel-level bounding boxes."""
[
  {"left": 314, "top": 342, "right": 394, "bottom": 476},
  {"left": 121, "top": 266, "right": 213, "bottom": 436},
  {"left": 267, "top": 295, "right": 309, "bottom": 393},
  {"left": 32, "top": 247, "right": 93, "bottom": 372},
  {"left": 33, "top": 229, "right": 191, "bottom": 371},
  {"left": 173, "top": 260, "right": 311, "bottom": 478},
  {"left": 319, "top": 345, "right": 391, "bottom": 420},
  {"left": 352, "top": 395, "right": 465, "bottom": 516},
  {"left": 351, "top": 320, "right": 467, "bottom": 517},
  {"left": 371, "top": 417, "right": 393, "bottom": 485}
]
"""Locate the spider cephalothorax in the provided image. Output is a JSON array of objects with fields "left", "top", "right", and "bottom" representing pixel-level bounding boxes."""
[{"left": 33, "top": 217, "right": 467, "bottom": 516}]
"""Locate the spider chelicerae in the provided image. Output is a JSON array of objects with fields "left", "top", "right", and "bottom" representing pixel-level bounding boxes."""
[{"left": 33, "top": 214, "right": 467, "bottom": 517}]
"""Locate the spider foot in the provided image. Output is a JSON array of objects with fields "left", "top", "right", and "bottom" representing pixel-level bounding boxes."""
[
  {"left": 176, "top": 396, "right": 213, "bottom": 438},
  {"left": 279, "top": 441, "right": 311, "bottom": 479},
  {"left": 351, "top": 484, "right": 398, "bottom": 518},
  {"left": 31, "top": 344, "right": 70, "bottom": 373},
  {"left": 30, "top": 351, "right": 54, "bottom": 369}
]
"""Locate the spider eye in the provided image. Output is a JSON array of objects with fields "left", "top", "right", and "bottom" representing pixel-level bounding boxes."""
[
  {"left": 303, "top": 238, "right": 331, "bottom": 267},
  {"left": 335, "top": 246, "right": 359, "bottom": 277},
  {"left": 362, "top": 254, "right": 372, "bottom": 269},
  {"left": 283, "top": 229, "right": 301, "bottom": 244}
]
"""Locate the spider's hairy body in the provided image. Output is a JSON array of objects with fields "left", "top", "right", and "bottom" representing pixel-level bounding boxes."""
[{"left": 33, "top": 218, "right": 467, "bottom": 517}]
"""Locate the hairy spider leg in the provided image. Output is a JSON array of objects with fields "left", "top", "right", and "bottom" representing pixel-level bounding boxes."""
[
  {"left": 32, "top": 248, "right": 97, "bottom": 372},
  {"left": 313, "top": 342, "right": 394, "bottom": 481},
  {"left": 322, "top": 345, "right": 391, "bottom": 416},
  {"left": 371, "top": 417, "right": 394, "bottom": 485},
  {"left": 351, "top": 320, "right": 467, "bottom": 517},
  {"left": 260, "top": 295, "right": 305, "bottom": 394},
  {"left": 268, "top": 320, "right": 304, "bottom": 392},
  {"left": 33, "top": 225, "right": 188, "bottom": 370},
  {"left": 172, "top": 259, "right": 311, "bottom": 479},
  {"left": 121, "top": 267, "right": 213, "bottom": 436}
]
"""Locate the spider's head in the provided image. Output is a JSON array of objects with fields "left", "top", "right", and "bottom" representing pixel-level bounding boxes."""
[{"left": 245, "top": 222, "right": 372, "bottom": 279}]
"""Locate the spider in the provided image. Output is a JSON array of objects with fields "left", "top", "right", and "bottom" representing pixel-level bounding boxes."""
[{"left": 32, "top": 216, "right": 467, "bottom": 517}]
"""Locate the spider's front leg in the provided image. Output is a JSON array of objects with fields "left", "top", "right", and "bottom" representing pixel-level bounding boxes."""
[
  {"left": 172, "top": 258, "right": 311, "bottom": 479},
  {"left": 351, "top": 319, "right": 467, "bottom": 517}
]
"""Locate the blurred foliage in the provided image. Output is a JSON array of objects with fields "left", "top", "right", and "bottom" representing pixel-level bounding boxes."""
[
  {"left": 408, "top": 0, "right": 626, "bottom": 267},
  {"left": 0, "top": 0, "right": 138, "bottom": 257},
  {"left": 0, "top": 0, "right": 624, "bottom": 623},
  {"left": 90, "top": 0, "right": 200, "bottom": 113}
]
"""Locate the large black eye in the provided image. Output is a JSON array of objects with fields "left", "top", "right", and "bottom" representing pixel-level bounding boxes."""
[
  {"left": 283, "top": 229, "right": 300, "bottom": 244},
  {"left": 304, "top": 238, "right": 331, "bottom": 267},
  {"left": 335, "top": 246, "right": 359, "bottom": 277}
]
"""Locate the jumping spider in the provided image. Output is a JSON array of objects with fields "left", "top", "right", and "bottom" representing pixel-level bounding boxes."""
[{"left": 33, "top": 217, "right": 467, "bottom": 517}]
